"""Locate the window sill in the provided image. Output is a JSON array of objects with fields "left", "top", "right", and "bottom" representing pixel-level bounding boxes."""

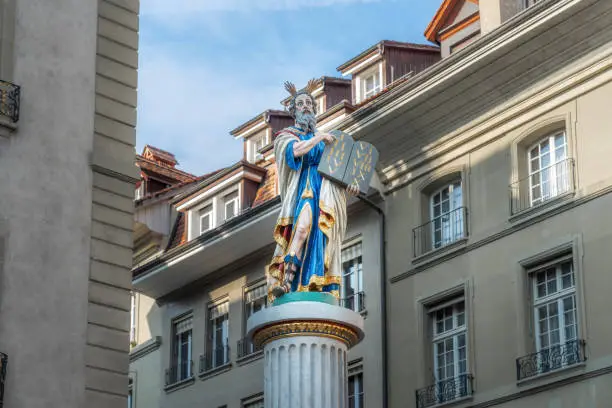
[
  {"left": 517, "top": 361, "right": 586, "bottom": 387},
  {"left": 509, "top": 191, "right": 575, "bottom": 224},
  {"left": 163, "top": 376, "right": 195, "bottom": 393},
  {"left": 198, "top": 362, "right": 232, "bottom": 380},
  {"left": 412, "top": 238, "right": 468, "bottom": 267},
  {"left": 236, "top": 351, "right": 263, "bottom": 366}
]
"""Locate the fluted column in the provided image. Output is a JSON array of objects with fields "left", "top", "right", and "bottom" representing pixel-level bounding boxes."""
[{"left": 247, "top": 297, "right": 364, "bottom": 408}]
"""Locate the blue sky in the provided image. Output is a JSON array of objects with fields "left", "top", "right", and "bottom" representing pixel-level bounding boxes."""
[{"left": 137, "top": 0, "right": 441, "bottom": 175}]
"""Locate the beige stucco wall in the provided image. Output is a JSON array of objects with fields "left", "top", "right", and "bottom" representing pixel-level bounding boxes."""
[{"left": 385, "top": 65, "right": 612, "bottom": 408}]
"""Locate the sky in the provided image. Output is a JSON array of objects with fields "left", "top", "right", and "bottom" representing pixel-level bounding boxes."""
[{"left": 137, "top": 0, "right": 441, "bottom": 175}]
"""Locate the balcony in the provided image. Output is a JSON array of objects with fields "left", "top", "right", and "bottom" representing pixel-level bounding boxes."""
[
  {"left": 200, "top": 345, "right": 231, "bottom": 375},
  {"left": 237, "top": 337, "right": 262, "bottom": 360},
  {"left": 164, "top": 360, "right": 193, "bottom": 388},
  {"left": 341, "top": 291, "right": 366, "bottom": 313},
  {"left": 510, "top": 158, "right": 575, "bottom": 215},
  {"left": 415, "top": 374, "right": 473, "bottom": 408},
  {"left": 516, "top": 339, "right": 586, "bottom": 381},
  {"left": 1, "top": 352, "right": 7, "bottom": 407},
  {"left": 0, "top": 80, "right": 20, "bottom": 123},
  {"left": 413, "top": 207, "right": 468, "bottom": 257}
]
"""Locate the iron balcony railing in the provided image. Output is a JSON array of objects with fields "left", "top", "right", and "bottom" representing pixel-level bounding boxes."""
[
  {"left": 415, "top": 374, "right": 473, "bottom": 408},
  {"left": 200, "top": 344, "right": 230, "bottom": 373},
  {"left": 0, "top": 352, "right": 7, "bottom": 407},
  {"left": 0, "top": 80, "right": 20, "bottom": 123},
  {"left": 164, "top": 359, "right": 193, "bottom": 386},
  {"left": 237, "top": 337, "right": 262, "bottom": 359},
  {"left": 413, "top": 207, "right": 468, "bottom": 257},
  {"left": 510, "top": 158, "right": 574, "bottom": 215},
  {"left": 341, "top": 291, "right": 366, "bottom": 313},
  {"left": 516, "top": 339, "right": 586, "bottom": 381}
]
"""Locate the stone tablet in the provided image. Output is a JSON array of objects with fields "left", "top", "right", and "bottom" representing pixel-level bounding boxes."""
[{"left": 317, "top": 130, "right": 379, "bottom": 195}]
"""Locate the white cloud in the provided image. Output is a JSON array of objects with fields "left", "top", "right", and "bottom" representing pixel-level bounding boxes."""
[{"left": 143, "top": 0, "right": 383, "bottom": 15}]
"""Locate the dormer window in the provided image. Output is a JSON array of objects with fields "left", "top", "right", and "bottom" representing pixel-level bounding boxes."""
[
  {"left": 247, "top": 131, "right": 268, "bottom": 163},
  {"left": 316, "top": 96, "right": 325, "bottom": 115},
  {"left": 224, "top": 191, "right": 239, "bottom": 221},
  {"left": 356, "top": 64, "right": 382, "bottom": 103},
  {"left": 200, "top": 205, "right": 213, "bottom": 234}
]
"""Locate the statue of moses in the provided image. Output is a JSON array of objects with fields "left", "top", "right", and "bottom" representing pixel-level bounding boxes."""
[{"left": 267, "top": 80, "right": 359, "bottom": 302}]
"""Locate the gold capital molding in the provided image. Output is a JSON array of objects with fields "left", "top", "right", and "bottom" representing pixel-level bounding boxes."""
[{"left": 252, "top": 320, "right": 360, "bottom": 348}]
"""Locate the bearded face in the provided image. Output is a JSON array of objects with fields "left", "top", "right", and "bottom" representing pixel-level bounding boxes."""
[{"left": 293, "top": 93, "right": 317, "bottom": 133}]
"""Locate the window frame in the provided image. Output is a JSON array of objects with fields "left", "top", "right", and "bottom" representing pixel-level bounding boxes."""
[
  {"left": 341, "top": 241, "right": 364, "bottom": 313},
  {"left": 527, "top": 131, "right": 570, "bottom": 207},
  {"left": 348, "top": 371, "right": 364, "bottom": 408},
  {"left": 207, "top": 300, "right": 230, "bottom": 369},
  {"left": 428, "top": 180, "right": 465, "bottom": 250},
  {"left": 171, "top": 313, "right": 193, "bottom": 382},
  {"left": 199, "top": 205, "right": 214, "bottom": 234},
  {"left": 223, "top": 191, "right": 240, "bottom": 221},
  {"left": 130, "top": 291, "right": 137, "bottom": 346},
  {"left": 430, "top": 300, "right": 468, "bottom": 387},
  {"left": 247, "top": 131, "right": 268, "bottom": 163}
]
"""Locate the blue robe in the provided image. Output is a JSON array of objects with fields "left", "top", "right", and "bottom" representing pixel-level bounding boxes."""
[{"left": 285, "top": 127, "right": 340, "bottom": 294}]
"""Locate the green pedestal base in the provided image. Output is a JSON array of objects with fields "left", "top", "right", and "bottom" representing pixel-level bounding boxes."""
[{"left": 272, "top": 291, "right": 338, "bottom": 307}]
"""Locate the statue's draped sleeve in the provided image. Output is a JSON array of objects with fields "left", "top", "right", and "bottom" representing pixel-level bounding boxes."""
[{"left": 267, "top": 129, "right": 347, "bottom": 301}]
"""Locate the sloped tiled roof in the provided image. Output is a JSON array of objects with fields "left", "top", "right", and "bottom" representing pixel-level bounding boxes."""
[{"left": 136, "top": 155, "right": 197, "bottom": 184}]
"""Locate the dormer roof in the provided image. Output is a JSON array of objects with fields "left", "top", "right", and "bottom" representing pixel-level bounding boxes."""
[
  {"left": 425, "top": 0, "right": 480, "bottom": 44},
  {"left": 337, "top": 40, "right": 439, "bottom": 76},
  {"left": 142, "top": 144, "right": 179, "bottom": 167},
  {"left": 230, "top": 109, "right": 291, "bottom": 140},
  {"left": 279, "top": 76, "right": 351, "bottom": 107}
]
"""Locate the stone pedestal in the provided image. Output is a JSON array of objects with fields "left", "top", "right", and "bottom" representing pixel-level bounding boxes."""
[{"left": 247, "top": 294, "right": 364, "bottom": 408}]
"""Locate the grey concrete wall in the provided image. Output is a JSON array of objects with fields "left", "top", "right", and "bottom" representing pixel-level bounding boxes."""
[{"left": 0, "top": 1, "right": 99, "bottom": 408}]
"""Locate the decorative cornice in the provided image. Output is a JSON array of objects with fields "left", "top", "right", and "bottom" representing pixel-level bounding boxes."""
[
  {"left": 252, "top": 320, "right": 360, "bottom": 348},
  {"left": 129, "top": 336, "right": 162, "bottom": 362}
]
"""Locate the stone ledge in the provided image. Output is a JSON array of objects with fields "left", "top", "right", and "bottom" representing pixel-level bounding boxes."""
[
  {"left": 163, "top": 376, "right": 194, "bottom": 393},
  {"left": 129, "top": 336, "right": 161, "bottom": 362},
  {"left": 198, "top": 363, "right": 232, "bottom": 381}
]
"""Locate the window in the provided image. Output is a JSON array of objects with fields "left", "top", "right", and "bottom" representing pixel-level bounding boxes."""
[
  {"left": 170, "top": 315, "right": 193, "bottom": 383},
  {"left": 430, "top": 181, "right": 464, "bottom": 249},
  {"left": 239, "top": 284, "right": 267, "bottom": 358},
  {"left": 341, "top": 242, "right": 364, "bottom": 312},
  {"left": 224, "top": 191, "right": 239, "bottom": 221},
  {"left": 248, "top": 133, "right": 267, "bottom": 163},
  {"left": 362, "top": 70, "right": 381, "bottom": 100},
  {"left": 130, "top": 292, "right": 137, "bottom": 346},
  {"left": 348, "top": 373, "right": 364, "bottom": 408},
  {"left": 316, "top": 96, "right": 325, "bottom": 115},
  {"left": 528, "top": 132, "right": 570, "bottom": 207},
  {"left": 415, "top": 298, "right": 472, "bottom": 408},
  {"left": 200, "top": 205, "right": 213, "bottom": 234},
  {"left": 205, "top": 301, "right": 229, "bottom": 371},
  {"left": 127, "top": 377, "right": 133, "bottom": 408},
  {"left": 531, "top": 258, "right": 581, "bottom": 371}
]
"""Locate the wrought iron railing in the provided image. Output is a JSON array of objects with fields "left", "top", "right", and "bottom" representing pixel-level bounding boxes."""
[
  {"left": 0, "top": 353, "right": 7, "bottom": 407},
  {"left": 510, "top": 158, "right": 574, "bottom": 215},
  {"left": 413, "top": 207, "right": 468, "bottom": 257},
  {"left": 200, "top": 344, "right": 230, "bottom": 373},
  {"left": 516, "top": 339, "right": 585, "bottom": 381},
  {"left": 341, "top": 291, "right": 366, "bottom": 313},
  {"left": 237, "top": 337, "right": 262, "bottom": 359},
  {"left": 164, "top": 359, "right": 193, "bottom": 386},
  {"left": 0, "top": 80, "right": 20, "bottom": 123},
  {"left": 415, "top": 374, "right": 473, "bottom": 408}
]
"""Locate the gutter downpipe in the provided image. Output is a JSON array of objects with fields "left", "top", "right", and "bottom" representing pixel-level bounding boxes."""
[{"left": 357, "top": 193, "right": 388, "bottom": 408}]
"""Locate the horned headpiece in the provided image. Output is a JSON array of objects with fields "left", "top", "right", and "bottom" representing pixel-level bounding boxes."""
[{"left": 284, "top": 78, "right": 319, "bottom": 97}]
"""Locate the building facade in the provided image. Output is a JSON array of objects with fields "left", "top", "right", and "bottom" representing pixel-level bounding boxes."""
[
  {"left": 0, "top": 0, "right": 140, "bottom": 407},
  {"left": 130, "top": 0, "right": 612, "bottom": 407}
]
